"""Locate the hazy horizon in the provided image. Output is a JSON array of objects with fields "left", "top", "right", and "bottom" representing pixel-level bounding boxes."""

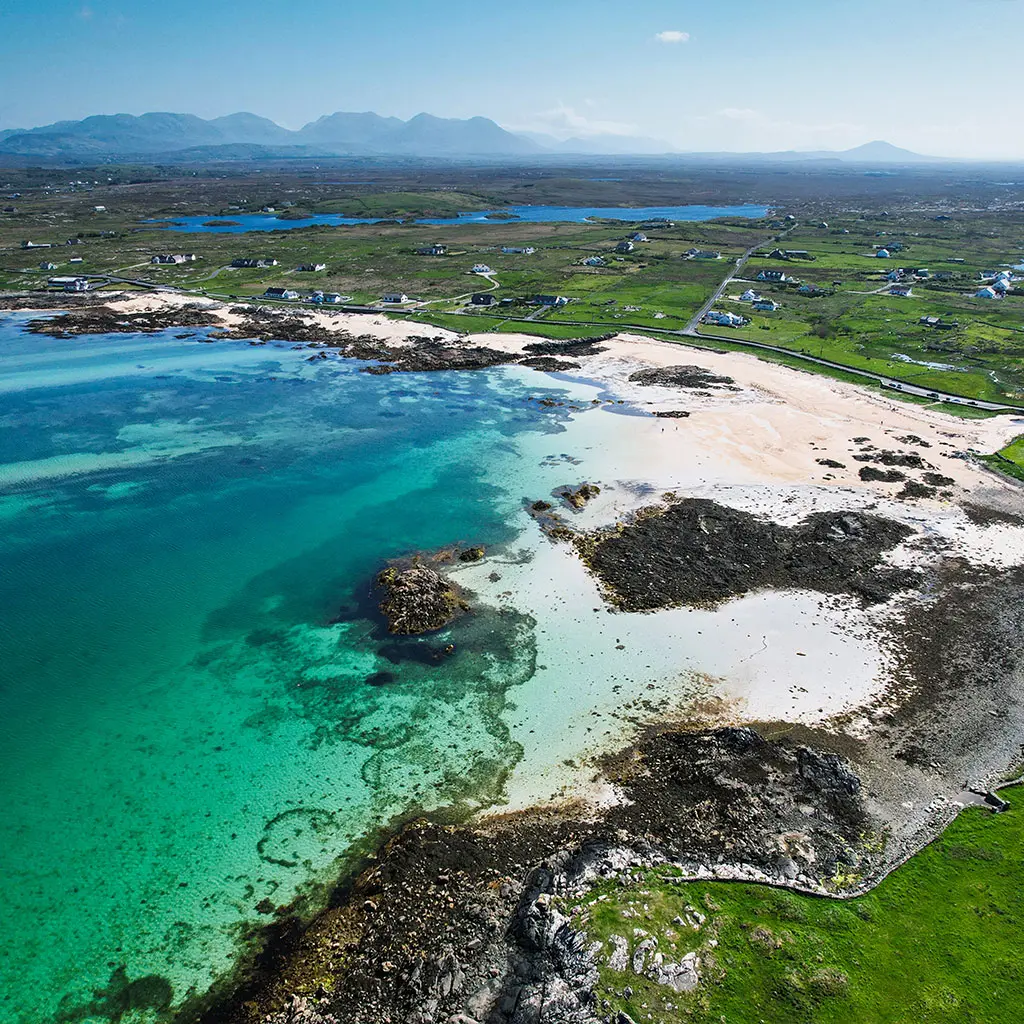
[{"left": 2, "top": 0, "right": 1022, "bottom": 159}]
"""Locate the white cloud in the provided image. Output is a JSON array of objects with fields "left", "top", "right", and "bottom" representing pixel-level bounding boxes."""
[
  {"left": 655, "top": 30, "right": 690, "bottom": 43},
  {"left": 511, "top": 102, "right": 638, "bottom": 140}
]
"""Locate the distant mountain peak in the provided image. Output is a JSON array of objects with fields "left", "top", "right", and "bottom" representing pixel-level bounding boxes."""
[{"left": 840, "top": 140, "right": 929, "bottom": 162}]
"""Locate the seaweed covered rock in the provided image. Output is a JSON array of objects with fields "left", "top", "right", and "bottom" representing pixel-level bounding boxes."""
[
  {"left": 376, "top": 566, "right": 467, "bottom": 635},
  {"left": 629, "top": 364, "right": 738, "bottom": 390},
  {"left": 560, "top": 483, "right": 601, "bottom": 510},
  {"left": 578, "top": 498, "right": 917, "bottom": 610}
]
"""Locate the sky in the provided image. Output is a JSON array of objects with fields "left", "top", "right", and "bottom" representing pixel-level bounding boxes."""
[{"left": 1, "top": 0, "right": 1022, "bottom": 158}]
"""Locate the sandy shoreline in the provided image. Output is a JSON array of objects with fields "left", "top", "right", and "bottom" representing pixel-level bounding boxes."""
[
  {"left": 9, "top": 292, "right": 1024, "bottom": 811},
  {"left": 8, "top": 291, "right": 1024, "bottom": 1023}
]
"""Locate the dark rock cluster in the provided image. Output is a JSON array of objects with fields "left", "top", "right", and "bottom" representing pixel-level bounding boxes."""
[
  {"left": 197, "top": 727, "right": 874, "bottom": 1024},
  {"left": 576, "top": 498, "right": 917, "bottom": 610},
  {"left": 628, "top": 364, "right": 738, "bottom": 390},
  {"left": 375, "top": 566, "right": 468, "bottom": 635}
]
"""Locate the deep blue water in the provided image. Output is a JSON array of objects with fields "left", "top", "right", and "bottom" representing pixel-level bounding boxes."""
[{"left": 149, "top": 204, "right": 768, "bottom": 233}]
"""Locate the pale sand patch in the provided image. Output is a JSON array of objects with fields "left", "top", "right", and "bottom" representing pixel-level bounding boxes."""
[
  {"left": 102, "top": 291, "right": 461, "bottom": 346},
  {"left": 465, "top": 330, "right": 1022, "bottom": 496}
]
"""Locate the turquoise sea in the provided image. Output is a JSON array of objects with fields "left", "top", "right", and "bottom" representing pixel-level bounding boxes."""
[{"left": 0, "top": 315, "right": 587, "bottom": 1022}]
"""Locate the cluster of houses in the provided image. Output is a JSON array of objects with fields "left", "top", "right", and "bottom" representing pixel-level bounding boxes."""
[
  {"left": 738, "top": 289, "right": 781, "bottom": 312},
  {"left": 151, "top": 253, "right": 198, "bottom": 265},
  {"left": 886, "top": 267, "right": 930, "bottom": 283},
  {"left": 975, "top": 269, "right": 1015, "bottom": 299},
  {"left": 263, "top": 287, "right": 347, "bottom": 304},
  {"left": 919, "top": 316, "right": 958, "bottom": 330},
  {"left": 704, "top": 310, "right": 748, "bottom": 328},
  {"left": 613, "top": 232, "right": 651, "bottom": 255},
  {"left": 232, "top": 258, "right": 278, "bottom": 269}
]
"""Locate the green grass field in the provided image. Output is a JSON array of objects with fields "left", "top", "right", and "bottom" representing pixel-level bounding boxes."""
[
  {"left": 3, "top": 189, "right": 1024, "bottom": 409},
  {"left": 573, "top": 789, "right": 1024, "bottom": 1024},
  {"left": 979, "top": 435, "right": 1024, "bottom": 482}
]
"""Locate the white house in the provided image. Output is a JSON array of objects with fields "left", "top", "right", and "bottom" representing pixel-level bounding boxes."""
[
  {"left": 583, "top": 256, "right": 606, "bottom": 267},
  {"left": 876, "top": 249, "right": 891, "bottom": 259},
  {"left": 264, "top": 287, "right": 299, "bottom": 300},
  {"left": 382, "top": 292, "right": 409, "bottom": 303},
  {"left": 39, "top": 261, "right": 58, "bottom": 271},
  {"left": 616, "top": 240, "right": 635, "bottom": 254},
  {"left": 976, "top": 286, "right": 1000, "bottom": 299},
  {"left": 740, "top": 288, "right": 761, "bottom": 301},
  {"left": 49, "top": 276, "right": 92, "bottom": 292},
  {"left": 471, "top": 264, "right": 492, "bottom": 274},
  {"left": 753, "top": 299, "right": 781, "bottom": 312},
  {"left": 704, "top": 310, "right": 747, "bottom": 327},
  {"left": 501, "top": 246, "right": 535, "bottom": 255},
  {"left": 992, "top": 278, "right": 1011, "bottom": 293},
  {"left": 297, "top": 263, "right": 327, "bottom": 272},
  {"left": 630, "top": 232, "right": 649, "bottom": 242},
  {"left": 152, "top": 254, "right": 196, "bottom": 265}
]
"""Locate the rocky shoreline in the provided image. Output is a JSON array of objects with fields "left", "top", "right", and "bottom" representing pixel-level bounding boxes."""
[
  {"left": 19, "top": 302, "right": 610, "bottom": 377},
  {"left": 187, "top": 724, "right": 880, "bottom": 1024}
]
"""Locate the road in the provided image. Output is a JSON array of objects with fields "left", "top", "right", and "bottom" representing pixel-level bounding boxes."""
[
  {"left": 683, "top": 241, "right": 768, "bottom": 333},
  {"left": 471, "top": 313, "right": 1024, "bottom": 413}
]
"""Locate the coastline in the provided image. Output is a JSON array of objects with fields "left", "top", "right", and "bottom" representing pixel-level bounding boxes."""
[{"left": 4, "top": 292, "right": 1024, "bottom": 1023}]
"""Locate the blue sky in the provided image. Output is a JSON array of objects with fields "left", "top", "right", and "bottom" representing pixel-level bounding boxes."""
[{"left": 1, "top": 0, "right": 1022, "bottom": 157}]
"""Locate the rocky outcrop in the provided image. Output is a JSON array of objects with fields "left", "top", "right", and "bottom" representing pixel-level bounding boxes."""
[
  {"left": 628, "top": 365, "right": 738, "bottom": 391},
  {"left": 26, "top": 303, "right": 220, "bottom": 336},
  {"left": 376, "top": 566, "right": 468, "bottom": 634},
  {"left": 575, "top": 498, "right": 918, "bottom": 610},
  {"left": 560, "top": 484, "right": 601, "bottom": 510}
]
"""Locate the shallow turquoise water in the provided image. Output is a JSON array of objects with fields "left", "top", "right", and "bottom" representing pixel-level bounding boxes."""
[{"left": 0, "top": 315, "right": 582, "bottom": 1022}]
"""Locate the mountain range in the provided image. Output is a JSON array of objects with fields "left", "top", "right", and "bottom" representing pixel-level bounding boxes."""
[{"left": 0, "top": 111, "right": 939, "bottom": 164}]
